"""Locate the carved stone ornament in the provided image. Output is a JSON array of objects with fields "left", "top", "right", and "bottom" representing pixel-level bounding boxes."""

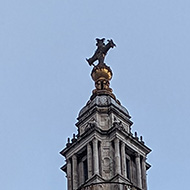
[{"left": 98, "top": 96, "right": 108, "bottom": 105}]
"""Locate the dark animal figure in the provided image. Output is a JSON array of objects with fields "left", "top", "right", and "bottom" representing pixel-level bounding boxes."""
[{"left": 86, "top": 38, "right": 116, "bottom": 66}]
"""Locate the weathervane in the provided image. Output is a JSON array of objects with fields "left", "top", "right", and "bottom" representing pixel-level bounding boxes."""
[
  {"left": 86, "top": 38, "right": 119, "bottom": 103},
  {"left": 86, "top": 38, "right": 116, "bottom": 67}
]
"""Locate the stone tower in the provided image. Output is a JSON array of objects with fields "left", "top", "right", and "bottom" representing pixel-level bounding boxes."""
[{"left": 60, "top": 39, "right": 151, "bottom": 190}]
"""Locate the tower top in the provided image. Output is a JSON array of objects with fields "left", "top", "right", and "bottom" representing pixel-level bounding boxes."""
[
  {"left": 86, "top": 38, "right": 118, "bottom": 102},
  {"left": 61, "top": 39, "right": 151, "bottom": 190}
]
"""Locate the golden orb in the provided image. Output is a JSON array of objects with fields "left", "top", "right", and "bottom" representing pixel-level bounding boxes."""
[{"left": 91, "top": 65, "right": 113, "bottom": 82}]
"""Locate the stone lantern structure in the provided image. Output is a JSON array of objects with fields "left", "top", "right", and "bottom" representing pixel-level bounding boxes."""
[{"left": 60, "top": 38, "right": 151, "bottom": 190}]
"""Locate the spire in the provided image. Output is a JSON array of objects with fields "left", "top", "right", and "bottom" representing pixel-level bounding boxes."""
[{"left": 86, "top": 38, "right": 118, "bottom": 102}]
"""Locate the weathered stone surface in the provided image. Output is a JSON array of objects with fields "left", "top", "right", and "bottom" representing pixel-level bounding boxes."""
[
  {"left": 79, "top": 183, "right": 137, "bottom": 190},
  {"left": 78, "top": 95, "right": 129, "bottom": 119},
  {"left": 76, "top": 95, "right": 132, "bottom": 136}
]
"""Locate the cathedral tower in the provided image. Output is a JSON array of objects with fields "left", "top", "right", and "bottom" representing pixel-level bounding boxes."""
[{"left": 60, "top": 39, "right": 151, "bottom": 190}]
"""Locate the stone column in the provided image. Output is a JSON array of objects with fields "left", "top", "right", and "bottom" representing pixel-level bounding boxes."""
[
  {"left": 67, "top": 159, "right": 72, "bottom": 190},
  {"left": 114, "top": 138, "right": 121, "bottom": 175},
  {"left": 87, "top": 143, "right": 93, "bottom": 178},
  {"left": 121, "top": 142, "right": 126, "bottom": 177},
  {"left": 72, "top": 154, "right": 78, "bottom": 190},
  {"left": 93, "top": 138, "right": 99, "bottom": 175},
  {"left": 135, "top": 153, "right": 142, "bottom": 189},
  {"left": 142, "top": 157, "right": 147, "bottom": 190}
]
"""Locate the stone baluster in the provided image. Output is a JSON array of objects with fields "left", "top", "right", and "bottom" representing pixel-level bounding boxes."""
[
  {"left": 121, "top": 142, "right": 126, "bottom": 177},
  {"left": 87, "top": 143, "right": 93, "bottom": 178},
  {"left": 135, "top": 153, "right": 142, "bottom": 189},
  {"left": 93, "top": 138, "right": 99, "bottom": 175},
  {"left": 67, "top": 159, "right": 72, "bottom": 190},
  {"left": 72, "top": 154, "right": 78, "bottom": 190},
  {"left": 114, "top": 138, "right": 121, "bottom": 175}
]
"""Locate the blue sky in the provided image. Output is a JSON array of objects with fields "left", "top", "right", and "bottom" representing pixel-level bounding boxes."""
[{"left": 0, "top": 1, "right": 190, "bottom": 190}]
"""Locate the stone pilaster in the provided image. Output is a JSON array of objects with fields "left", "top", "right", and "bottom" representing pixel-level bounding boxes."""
[
  {"left": 72, "top": 154, "right": 78, "bottom": 190},
  {"left": 93, "top": 138, "right": 99, "bottom": 175},
  {"left": 121, "top": 142, "right": 126, "bottom": 177},
  {"left": 142, "top": 157, "right": 147, "bottom": 190},
  {"left": 67, "top": 159, "right": 72, "bottom": 190},
  {"left": 78, "top": 161, "right": 83, "bottom": 185},
  {"left": 87, "top": 143, "right": 93, "bottom": 178},
  {"left": 114, "top": 138, "right": 121, "bottom": 175},
  {"left": 135, "top": 153, "right": 142, "bottom": 189}
]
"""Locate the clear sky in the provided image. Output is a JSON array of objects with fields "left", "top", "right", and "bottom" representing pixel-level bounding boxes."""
[{"left": 0, "top": 1, "right": 190, "bottom": 190}]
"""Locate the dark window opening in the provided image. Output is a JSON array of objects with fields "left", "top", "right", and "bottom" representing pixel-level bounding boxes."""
[
  {"left": 83, "top": 159, "right": 88, "bottom": 181},
  {"left": 126, "top": 158, "right": 130, "bottom": 179}
]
